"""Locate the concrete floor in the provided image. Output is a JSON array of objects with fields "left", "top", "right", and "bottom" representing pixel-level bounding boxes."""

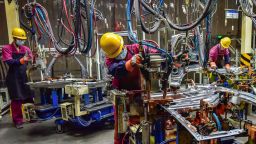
[
  {"left": 0, "top": 115, "right": 114, "bottom": 144},
  {"left": 0, "top": 114, "right": 250, "bottom": 144}
]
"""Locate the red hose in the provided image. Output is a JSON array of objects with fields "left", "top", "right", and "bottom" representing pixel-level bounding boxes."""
[{"left": 63, "top": 0, "right": 74, "bottom": 33}]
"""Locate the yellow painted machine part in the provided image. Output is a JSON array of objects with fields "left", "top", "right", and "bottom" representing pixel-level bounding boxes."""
[
  {"left": 240, "top": 53, "right": 252, "bottom": 68},
  {"left": 241, "top": 13, "right": 252, "bottom": 54},
  {"left": 240, "top": 57, "right": 251, "bottom": 67},
  {"left": 242, "top": 53, "right": 252, "bottom": 60},
  {"left": 4, "top": 0, "right": 20, "bottom": 43}
]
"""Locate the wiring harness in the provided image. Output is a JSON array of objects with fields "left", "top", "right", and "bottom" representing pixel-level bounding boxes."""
[
  {"left": 126, "top": 0, "right": 173, "bottom": 64},
  {"left": 135, "top": 0, "right": 217, "bottom": 31},
  {"left": 21, "top": 0, "right": 99, "bottom": 55},
  {"left": 239, "top": 0, "right": 256, "bottom": 28}
]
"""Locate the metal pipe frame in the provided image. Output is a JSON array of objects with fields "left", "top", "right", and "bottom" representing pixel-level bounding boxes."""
[
  {"left": 45, "top": 54, "right": 88, "bottom": 78},
  {"left": 162, "top": 107, "right": 244, "bottom": 141}
]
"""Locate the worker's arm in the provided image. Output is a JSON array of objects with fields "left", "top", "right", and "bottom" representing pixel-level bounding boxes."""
[
  {"left": 224, "top": 49, "right": 230, "bottom": 65},
  {"left": 209, "top": 47, "right": 217, "bottom": 69},
  {"left": 4, "top": 56, "right": 28, "bottom": 65},
  {"left": 106, "top": 59, "right": 128, "bottom": 78},
  {"left": 25, "top": 46, "right": 33, "bottom": 59},
  {"left": 2, "top": 46, "right": 30, "bottom": 65},
  {"left": 5, "top": 59, "right": 22, "bottom": 65},
  {"left": 2, "top": 47, "right": 22, "bottom": 65}
]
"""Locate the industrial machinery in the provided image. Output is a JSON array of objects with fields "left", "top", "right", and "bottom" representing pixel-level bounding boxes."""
[
  {"left": 0, "top": 47, "right": 11, "bottom": 120},
  {"left": 25, "top": 79, "right": 114, "bottom": 133},
  {"left": 162, "top": 84, "right": 256, "bottom": 142},
  {"left": 16, "top": 0, "right": 114, "bottom": 133},
  {"left": 107, "top": 0, "right": 256, "bottom": 143},
  {"left": 62, "top": 81, "right": 113, "bottom": 128},
  {"left": 23, "top": 75, "right": 113, "bottom": 133},
  {"left": 112, "top": 64, "right": 256, "bottom": 143},
  {"left": 2, "top": 0, "right": 254, "bottom": 142},
  {"left": 0, "top": 88, "right": 10, "bottom": 118}
]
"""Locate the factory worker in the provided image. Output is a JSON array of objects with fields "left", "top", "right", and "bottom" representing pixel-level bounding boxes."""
[
  {"left": 209, "top": 37, "right": 231, "bottom": 71},
  {"left": 100, "top": 32, "right": 157, "bottom": 144},
  {"left": 2, "top": 28, "right": 33, "bottom": 129}
]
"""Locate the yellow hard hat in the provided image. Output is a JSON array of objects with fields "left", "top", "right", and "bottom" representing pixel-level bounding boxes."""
[
  {"left": 12, "top": 27, "right": 27, "bottom": 40},
  {"left": 100, "top": 32, "right": 124, "bottom": 58},
  {"left": 220, "top": 37, "right": 231, "bottom": 49}
]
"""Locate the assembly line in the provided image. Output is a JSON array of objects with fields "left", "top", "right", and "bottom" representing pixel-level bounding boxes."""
[{"left": 0, "top": 0, "right": 256, "bottom": 144}]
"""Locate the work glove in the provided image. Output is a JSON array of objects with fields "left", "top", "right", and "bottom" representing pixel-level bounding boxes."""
[
  {"left": 125, "top": 54, "right": 143, "bottom": 72},
  {"left": 225, "top": 64, "right": 231, "bottom": 73},
  {"left": 210, "top": 62, "right": 217, "bottom": 70},
  {"left": 131, "top": 54, "right": 142, "bottom": 66},
  {"left": 20, "top": 51, "right": 31, "bottom": 64}
]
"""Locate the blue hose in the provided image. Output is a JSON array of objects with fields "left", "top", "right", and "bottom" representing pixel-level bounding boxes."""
[
  {"left": 36, "top": 7, "right": 47, "bottom": 24},
  {"left": 35, "top": 7, "right": 51, "bottom": 33},
  {"left": 159, "top": 0, "right": 164, "bottom": 8},
  {"left": 126, "top": 0, "right": 173, "bottom": 63},
  {"left": 81, "top": 0, "right": 94, "bottom": 54},
  {"left": 75, "top": 116, "right": 92, "bottom": 127},
  {"left": 126, "top": 0, "right": 137, "bottom": 42},
  {"left": 37, "top": 108, "right": 60, "bottom": 121},
  {"left": 213, "top": 113, "right": 222, "bottom": 131}
]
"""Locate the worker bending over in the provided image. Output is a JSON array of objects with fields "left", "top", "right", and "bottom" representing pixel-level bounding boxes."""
[
  {"left": 209, "top": 37, "right": 231, "bottom": 71},
  {"left": 2, "top": 28, "right": 33, "bottom": 129},
  {"left": 100, "top": 32, "right": 157, "bottom": 144}
]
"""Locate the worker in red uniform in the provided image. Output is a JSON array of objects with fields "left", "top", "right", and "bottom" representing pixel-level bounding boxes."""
[
  {"left": 2, "top": 28, "right": 33, "bottom": 129},
  {"left": 100, "top": 32, "right": 157, "bottom": 144},
  {"left": 209, "top": 37, "right": 231, "bottom": 71}
]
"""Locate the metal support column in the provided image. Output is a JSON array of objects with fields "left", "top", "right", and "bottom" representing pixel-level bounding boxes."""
[
  {"left": 241, "top": 14, "right": 252, "bottom": 53},
  {"left": 4, "top": 0, "right": 20, "bottom": 43},
  {"left": 92, "top": 88, "right": 98, "bottom": 103},
  {"left": 97, "top": 87, "right": 103, "bottom": 101}
]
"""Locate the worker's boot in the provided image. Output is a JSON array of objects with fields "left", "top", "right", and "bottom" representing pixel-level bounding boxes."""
[{"left": 15, "top": 123, "right": 23, "bottom": 129}]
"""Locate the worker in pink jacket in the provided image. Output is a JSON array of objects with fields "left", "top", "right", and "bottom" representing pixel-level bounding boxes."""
[
  {"left": 209, "top": 37, "right": 231, "bottom": 71},
  {"left": 2, "top": 28, "right": 33, "bottom": 129},
  {"left": 100, "top": 32, "right": 157, "bottom": 144}
]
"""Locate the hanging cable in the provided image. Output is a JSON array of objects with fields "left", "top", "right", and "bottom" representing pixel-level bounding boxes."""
[
  {"left": 22, "top": 0, "right": 98, "bottom": 55},
  {"left": 239, "top": 0, "right": 256, "bottom": 18},
  {"left": 134, "top": 0, "right": 162, "bottom": 34},
  {"left": 33, "top": 3, "right": 76, "bottom": 55},
  {"left": 136, "top": 0, "right": 215, "bottom": 31},
  {"left": 126, "top": 0, "right": 173, "bottom": 63},
  {"left": 195, "top": 26, "right": 206, "bottom": 67},
  {"left": 163, "top": 0, "right": 215, "bottom": 31},
  {"left": 80, "top": 0, "right": 94, "bottom": 54}
]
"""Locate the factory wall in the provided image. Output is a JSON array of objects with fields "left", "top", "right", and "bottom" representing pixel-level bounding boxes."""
[{"left": 0, "top": 0, "right": 9, "bottom": 45}]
